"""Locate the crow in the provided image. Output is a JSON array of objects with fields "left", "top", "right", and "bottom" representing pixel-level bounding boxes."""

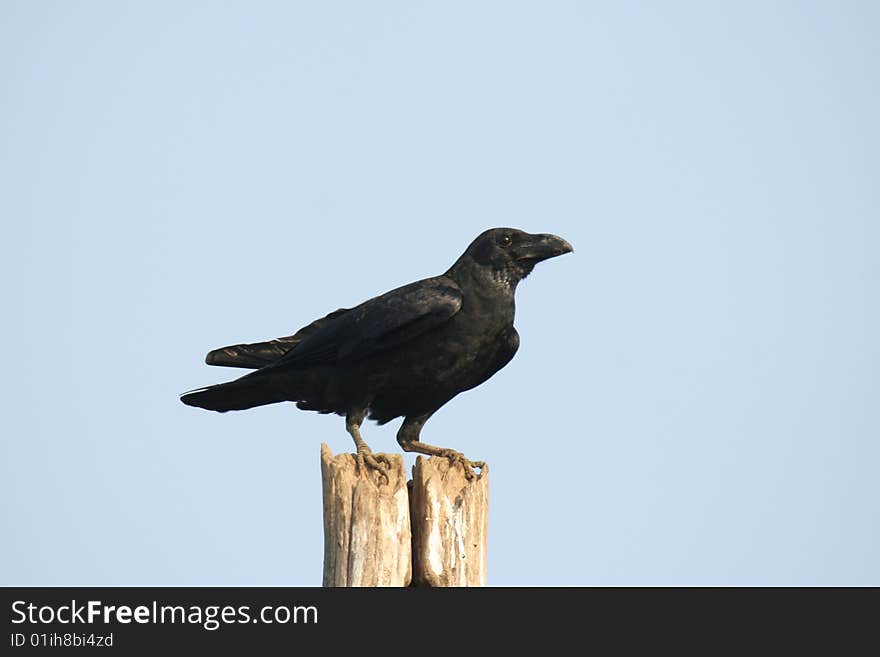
[{"left": 181, "top": 228, "right": 572, "bottom": 479}]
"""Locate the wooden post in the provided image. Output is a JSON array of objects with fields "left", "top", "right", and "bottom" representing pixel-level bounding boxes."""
[
  {"left": 320, "top": 447, "right": 489, "bottom": 587},
  {"left": 410, "top": 456, "right": 489, "bottom": 587},
  {"left": 320, "top": 444, "right": 412, "bottom": 587}
]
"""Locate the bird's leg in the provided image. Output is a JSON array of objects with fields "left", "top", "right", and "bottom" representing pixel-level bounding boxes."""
[
  {"left": 346, "top": 410, "right": 392, "bottom": 483},
  {"left": 397, "top": 414, "right": 485, "bottom": 480}
]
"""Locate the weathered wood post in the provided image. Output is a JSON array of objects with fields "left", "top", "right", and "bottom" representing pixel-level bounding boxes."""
[
  {"left": 410, "top": 456, "right": 489, "bottom": 587},
  {"left": 321, "top": 446, "right": 489, "bottom": 587},
  {"left": 320, "top": 444, "right": 412, "bottom": 586}
]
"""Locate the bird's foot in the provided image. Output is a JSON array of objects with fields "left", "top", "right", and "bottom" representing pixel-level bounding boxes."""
[
  {"left": 356, "top": 446, "right": 392, "bottom": 485},
  {"left": 436, "top": 449, "right": 485, "bottom": 481},
  {"left": 399, "top": 439, "right": 486, "bottom": 480}
]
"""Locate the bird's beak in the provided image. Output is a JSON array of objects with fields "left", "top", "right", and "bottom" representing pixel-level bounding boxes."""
[{"left": 515, "top": 233, "right": 574, "bottom": 263}]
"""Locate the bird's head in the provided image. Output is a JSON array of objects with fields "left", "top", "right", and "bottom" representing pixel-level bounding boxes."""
[{"left": 454, "top": 228, "right": 574, "bottom": 289}]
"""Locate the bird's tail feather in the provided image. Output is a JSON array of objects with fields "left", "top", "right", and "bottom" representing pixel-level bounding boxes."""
[
  {"left": 205, "top": 308, "right": 350, "bottom": 369},
  {"left": 179, "top": 375, "right": 288, "bottom": 412},
  {"left": 205, "top": 340, "right": 294, "bottom": 370}
]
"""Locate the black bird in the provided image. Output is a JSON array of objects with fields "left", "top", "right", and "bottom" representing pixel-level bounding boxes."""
[{"left": 181, "top": 228, "right": 572, "bottom": 479}]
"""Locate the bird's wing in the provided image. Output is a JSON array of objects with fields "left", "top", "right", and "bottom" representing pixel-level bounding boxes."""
[
  {"left": 263, "top": 277, "right": 463, "bottom": 369},
  {"left": 204, "top": 308, "right": 350, "bottom": 369}
]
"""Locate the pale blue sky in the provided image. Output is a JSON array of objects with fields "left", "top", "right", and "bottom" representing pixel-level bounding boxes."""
[{"left": 2, "top": 1, "right": 878, "bottom": 585}]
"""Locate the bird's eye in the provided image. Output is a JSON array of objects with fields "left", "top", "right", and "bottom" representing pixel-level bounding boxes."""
[{"left": 499, "top": 234, "right": 512, "bottom": 247}]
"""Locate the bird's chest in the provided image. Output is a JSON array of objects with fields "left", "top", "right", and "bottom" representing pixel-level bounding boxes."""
[{"left": 410, "top": 295, "right": 516, "bottom": 386}]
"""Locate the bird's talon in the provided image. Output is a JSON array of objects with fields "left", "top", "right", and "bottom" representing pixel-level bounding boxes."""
[
  {"left": 435, "top": 450, "right": 483, "bottom": 480},
  {"left": 356, "top": 449, "right": 391, "bottom": 484}
]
